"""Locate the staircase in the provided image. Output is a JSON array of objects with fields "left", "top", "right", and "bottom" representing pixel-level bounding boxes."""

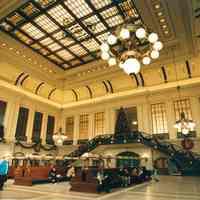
[{"left": 65, "top": 131, "right": 200, "bottom": 176}]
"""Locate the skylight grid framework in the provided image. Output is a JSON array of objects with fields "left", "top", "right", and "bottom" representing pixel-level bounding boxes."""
[{"left": 0, "top": 0, "right": 143, "bottom": 70}]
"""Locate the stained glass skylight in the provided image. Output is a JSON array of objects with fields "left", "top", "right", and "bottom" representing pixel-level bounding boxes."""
[{"left": 0, "top": 0, "right": 143, "bottom": 70}]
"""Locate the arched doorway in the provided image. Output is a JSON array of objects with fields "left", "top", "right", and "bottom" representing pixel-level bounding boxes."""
[{"left": 116, "top": 151, "right": 140, "bottom": 168}]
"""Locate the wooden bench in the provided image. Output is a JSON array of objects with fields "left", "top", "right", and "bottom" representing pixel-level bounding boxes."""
[
  {"left": 70, "top": 168, "right": 98, "bottom": 193},
  {"left": 14, "top": 166, "right": 67, "bottom": 186}
]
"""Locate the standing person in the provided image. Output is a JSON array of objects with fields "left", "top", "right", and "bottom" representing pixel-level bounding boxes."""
[
  {"left": 152, "top": 167, "right": 159, "bottom": 182},
  {"left": 0, "top": 124, "right": 4, "bottom": 141},
  {"left": 0, "top": 157, "right": 9, "bottom": 191}
]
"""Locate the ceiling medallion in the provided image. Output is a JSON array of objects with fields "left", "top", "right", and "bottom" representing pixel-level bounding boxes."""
[{"left": 100, "top": 18, "right": 163, "bottom": 75}]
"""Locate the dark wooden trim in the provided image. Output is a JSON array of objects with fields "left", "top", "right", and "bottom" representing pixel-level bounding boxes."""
[
  {"left": 15, "top": 72, "right": 25, "bottom": 85},
  {"left": 86, "top": 85, "right": 93, "bottom": 98},
  {"left": 106, "top": 80, "right": 114, "bottom": 93},
  {"left": 35, "top": 82, "right": 45, "bottom": 94},
  {"left": 138, "top": 72, "right": 144, "bottom": 86},
  {"left": 161, "top": 66, "right": 168, "bottom": 83},
  {"left": 102, "top": 81, "right": 109, "bottom": 93},
  {"left": 130, "top": 73, "right": 139, "bottom": 87},
  {"left": 48, "top": 88, "right": 57, "bottom": 99},
  {"left": 71, "top": 89, "right": 78, "bottom": 101},
  {"left": 185, "top": 60, "right": 192, "bottom": 78},
  {"left": 20, "top": 74, "right": 29, "bottom": 86}
]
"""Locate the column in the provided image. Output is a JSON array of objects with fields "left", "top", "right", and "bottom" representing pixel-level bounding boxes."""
[
  {"left": 104, "top": 108, "right": 110, "bottom": 134},
  {"left": 26, "top": 108, "right": 35, "bottom": 143},
  {"left": 61, "top": 114, "right": 66, "bottom": 134},
  {"left": 110, "top": 108, "right": 116, "bottom": 134},
  {"left": 73, "top": 115, "right": 79, "bottom": 145},
  {"left": 137, "top": 104, "right": 144, "bottom": 132},
  {"left": 141, "top": 103, "right": 151, "bottom": 134},
  {"left": 88, "top": 113, "right": 94, "bottom": 140},
  {"left": 41, "top": 113, "right": 48, "bottom": 145},
  {"left": 190, "top": 97, "right": 200, "bottom": 138},
  {"left": 104, "top": 108, "right": 117, "bottom": 134},
  {"left": 166, "top": 100, "right": 176, "bottom": 139},
  {"left": 4, "top": 98, "right": 20, "bottom": 142},
  {"left": 54, "top": 114, "right": 59, "bottom": 133}
]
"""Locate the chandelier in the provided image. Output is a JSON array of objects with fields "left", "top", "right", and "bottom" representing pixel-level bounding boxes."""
[
  {"left": 174, "top": 112, "right": 196, "bottom": 136},
  {"left": 53, "top": 128, "right": 68, "bottom": 146},
  {"left": 100, "top": 19, "right": 163, "bottom": 74}
]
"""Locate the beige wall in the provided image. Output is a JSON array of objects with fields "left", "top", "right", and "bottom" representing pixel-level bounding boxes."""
[
  {"left": 0, "top": 87, "right": 60, "bottom": 144},
  {"left": 62, "top": 85, "right": 200, "bottom": 143}
]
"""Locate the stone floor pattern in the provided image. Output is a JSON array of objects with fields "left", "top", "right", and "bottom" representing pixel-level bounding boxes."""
[{"left": 0, "top": 176, "right": 200, "bottom": 200}]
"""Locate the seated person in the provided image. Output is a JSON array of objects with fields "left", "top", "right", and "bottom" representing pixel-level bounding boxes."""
[
  {"left": 131, "top": 167, "right": 139, "bottom": 184},
  {"left": 119, "top": 167, "right": 130, "bottom": 187},
  {"left": 96, "top": 169, "right": 111, "bottom": 193},
  {"left": 138, "top": 167, "right": 148, "bottom": 182},
  {"left": 48, "top": 166, "right": 57, "bottom": 183}
]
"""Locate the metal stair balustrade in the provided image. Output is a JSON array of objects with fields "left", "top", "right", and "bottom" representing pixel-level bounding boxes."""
[{"left": 63, "top": 131, "right": 200, "bottom": 175}]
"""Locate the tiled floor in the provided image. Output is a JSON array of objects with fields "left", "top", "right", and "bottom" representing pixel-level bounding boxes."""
[{"left": 0, "top": 176, "right": 200, "bottom": 200}]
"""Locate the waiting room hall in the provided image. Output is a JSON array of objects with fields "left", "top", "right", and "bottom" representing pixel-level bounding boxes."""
[{"left": 0, "top": 0, "right": 200, "bottom": 199}]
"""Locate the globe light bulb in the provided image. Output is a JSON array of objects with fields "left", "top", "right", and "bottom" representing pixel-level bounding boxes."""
[
  {"left": 136, "top": 28, "right": 146, "bottom": 39},
  {"left": 153, "top": 41, "right": 163, "bottom": 51},
  {"left": 142, "top": 57, "right": 151, "bottom": 65},
  {"left": 107, "top": 34, "right": 117, "bottom": 45},
  {"left": 182, "top": 128, "right": 189, "bottom": 135},
  {"left": 101, "top": 52, "right": 110, "bottom": 60},
  {"left": 119, "top": 62, "right": 124, "bottom": 68},
  {"left": 108, "top": 57, "right": 117, "bottom": 66},
  {"left": 148, "top": 33, "right": 158, "bottom": 43},
  {"left": 120, "top": 28, "right": 130, "bottom": 39},
  {"left": 123, "top": 58, "right": 141, "bottom": 74},
  {"left": 150, "top": 50, "right": 159, "bottom": 59},
  {"left": 100, "top": 42, "right": 109, "bottom": 52}
]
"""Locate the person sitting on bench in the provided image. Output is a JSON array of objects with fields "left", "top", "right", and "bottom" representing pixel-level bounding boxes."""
[{"left": 48, "top": 166, "right": 57, "bottom": 183}]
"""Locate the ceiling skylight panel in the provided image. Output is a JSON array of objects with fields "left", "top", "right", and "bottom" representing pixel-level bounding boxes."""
[
  {"left": 60, "top": 37, "right": 75, "bottom": 46},
  {"left": 56, "top": 49, "right": 74, "bottom": 60},
  {"left": 48, "top": 5, "right": 74, "bottom": 26},
  {"left": 68, "top": 44, "right": 87, "bottom": 56},
  {"left": 40, "top": 37, "right": 54, "bottom": 46},
  {"left": 119, "top": 0, "right": 139, "bottom": 18},
  {"left": 34, "top": 0, "right": 56, "bottom": 8},
  {"left": 82, "top": 55, "right": 94, "bottom": 62},
  {"left": 100, "top": 7, "right": 118, "bottom": 19},
  {"left": 62, "top": 64, "right": 70, "bottom": 69},
  {"left": 48, "top": 54, "right": 63, "bottom": 64},
  {"left": 14, "top": 30, "right": 33, "bottom": 44},
  {"left": 7, "top": 13, "right": 24, "bottom": 25},
  {"left": 52, "top": 31, "right": 65, "bottom": 40},
  {"left": 39, "top": 48, "right": 50, "bottom": 55},
  {"left": 106, "top": 15, "right": 123, "bottom": 27},
  {"left": 47, "top": 42, "right": 62, "bottom": 51},
  {"left": 65, "top": 0, "right": 92, "bottom": 18},
  {"left": 82, "top": 39, "right": 100, "bottom": 52},
  {"left": 68, "top": 24, "right": 89, "bottom": 41},
  {"left": 21, "top": 3, "right": 40, "bottom": 16},
  {"left": 31, "top": 43, "right": 42, "bottom": 50},
  {"left": 83, "top": 15, "right": 105, "bottom": 34},
  {"left": 21, "top": 23, "right": 45, "bottom": 39},
  {"left": 91, "top": 0, "right": 112, "bottom": 10},
  {"left": 97, "top": 32, "right": 110, "bottom": 43},
  {"left": 34, "top": 15, "right": 59, "bottom": 33},
  {"left": 93, "top": 23, "right": 106, "bottom": 34},
  {"left": 70, "top": 59, "right": 81, "bottom": 66}
]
